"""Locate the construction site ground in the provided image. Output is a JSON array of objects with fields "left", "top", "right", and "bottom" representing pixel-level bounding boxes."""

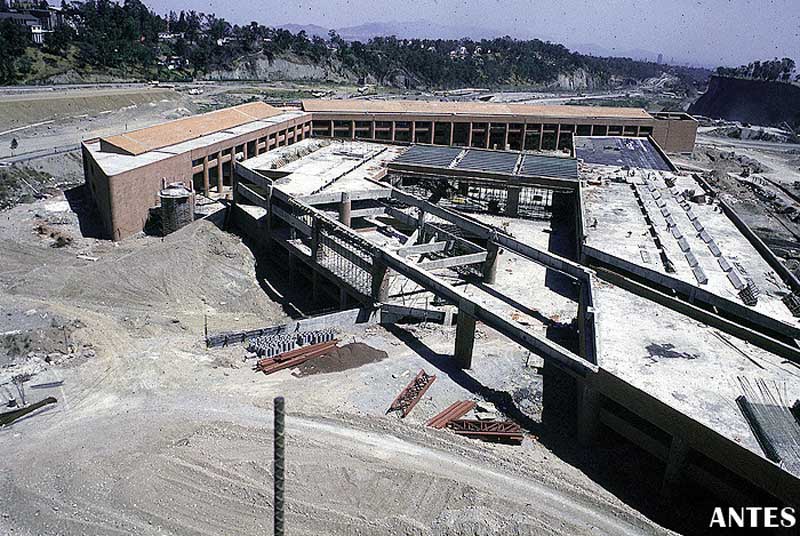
[{"left": 0, "top": 190, "right": 697, "bottom": 536}]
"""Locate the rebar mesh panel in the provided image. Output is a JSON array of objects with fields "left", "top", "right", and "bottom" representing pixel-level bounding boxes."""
[{"left": 317, "top": 228, "right": 373, "bottom": 295}]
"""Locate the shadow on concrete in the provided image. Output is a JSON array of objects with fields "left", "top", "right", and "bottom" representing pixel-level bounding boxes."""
[
  {"left": 63, "top": 184, "right": 106, "bottom": 239},
  {"left": 544, "top": 191, "right": 580, "bottom": 301},
  {"left": 384, "top": 321, "right": 735, "bottom": 536}
]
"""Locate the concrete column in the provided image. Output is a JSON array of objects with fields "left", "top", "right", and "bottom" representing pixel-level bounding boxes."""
[
  {"left": 243, "top": 142, "right": 248, "bottom": 160},
  {"left": 467, "top": 122, "right": 473, "bottom": 147},
  {"left": 661, "top": 435, "right": 690, "bottom": 500},
  {"left": 255, "top": 137, "right": 261, "bottom": 156},
  {"left": 338, "top": 192, "right": 352, "bottom": 227},
  {"left": 202, "top": 155, "right": 210, "bottom": 195},
  {"left": 454, "top": 301, "right": 476, "bottom": 369},
  {"left": 485, "top": 122, "right": 491, "bottom": 148},
  {"left": 555, "top": 124, "right": 561, "bottom": 150},
  {"left": 590, "top": 124, "right": 595, "bottom": 136},
  {"left": 411, "top": 121, "right": 416, "bottom": 143},
  {"left": 311, "top": 219, "right": 321, "bottom": 262},
  {"left": 329, "top": 120, "right": 334, "bottom": 137},
  {"left": 538, "top": 124, "right": 544, "bottom": 150},
  {"left": 636, "top": 125, "right": 641, "bottom": 137},
  {"left": 503, "top": 123, "right": 510, "bottom": 150},
  {"left": 370, "top": 121, "right": 375, "bottom": 140},
  {"left": 505, "top": 186, "right": 521, "bottom": 217},
  {"left": 391, "top": 121, "right": 396, "bottom": 142},
  {"left": 521, "top": 123, "right": 528, "bottom": 150},
  {"left": 576, "top": 382, "right": 602, "bottom": 445},
  {"left": 430, "top": 121, "right": 435, "bottom": 144},
  {"left": 482, "top": 241, "right": 500, "bottom": 284},
  {"left": 216, "top": 151, "right": 223, "bottom": 194},
  {"left": 371, "top": 259, "right": 390, "bottom": 303},
  {"left": 351, "top": 120, "right": 355, "bottom": 140},
  {"left": 449, "top": 122, "right": 454, "bottom": 146}
]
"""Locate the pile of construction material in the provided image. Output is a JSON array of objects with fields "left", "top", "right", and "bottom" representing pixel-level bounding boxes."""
[
  {"left": 247, "top": 329, "right": 336, "bottom": 358},
  {"left": 255, "top": 339, "right": 339, "bottom": 375}
]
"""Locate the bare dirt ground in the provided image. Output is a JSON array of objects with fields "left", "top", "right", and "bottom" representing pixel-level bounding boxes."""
[{"left": 0, "top": 191, "right": 676, "bottom": 536}]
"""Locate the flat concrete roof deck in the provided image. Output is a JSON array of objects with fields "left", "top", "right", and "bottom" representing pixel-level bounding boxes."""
[
  {"left": 243, "top": 140, "right": 404, "bottom": 198},
  {"left": 302, "top": 99, "right": 654, "bottom": 121},
  {"left": 593, "top": 279, "right": 800, "bottom": 466},
  {"left": 85, "top": 110, "right": 309, "bottom": 177},
  {"left": 582, "top": 165, "right": 799, "bottom": 330}
]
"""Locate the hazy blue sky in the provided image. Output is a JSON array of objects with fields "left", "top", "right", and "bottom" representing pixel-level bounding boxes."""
[{"left": 146, "top": 0, "right": 800, "bottom": 67}]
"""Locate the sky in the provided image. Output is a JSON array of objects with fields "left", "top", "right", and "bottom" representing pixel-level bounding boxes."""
[{"left": 144, "top": 0, "right": 800, "bottom": 68}]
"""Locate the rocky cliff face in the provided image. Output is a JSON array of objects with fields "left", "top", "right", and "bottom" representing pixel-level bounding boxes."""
[
  {"left": 689, "top": 75, "right": 800, "bottom": 128},
  {"left": 203, "top": 54, "right": 358, "bottom": 83}
]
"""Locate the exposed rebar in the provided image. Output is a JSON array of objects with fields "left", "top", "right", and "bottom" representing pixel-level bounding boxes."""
[{"left": 274, "top": 396, "right": 285, "bottom": 536}]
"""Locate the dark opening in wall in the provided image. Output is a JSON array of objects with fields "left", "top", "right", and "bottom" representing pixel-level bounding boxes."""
[
  {"left": 433, "top": 122, "right": 451, "bottom": 145},
  {"left": 452, "top": 122, "right": 470, "bottom": 146}
]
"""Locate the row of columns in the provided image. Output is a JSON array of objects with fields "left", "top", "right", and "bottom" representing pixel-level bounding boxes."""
[
  {"left": 200, "top": 122, "right": 309, "bottom": 196},
  {"left": 317, "top": 119, "right": 646, "bottom": 151}
]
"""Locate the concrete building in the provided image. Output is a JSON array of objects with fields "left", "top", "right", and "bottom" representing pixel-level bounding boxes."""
[
  {"left": 81, "top": 99, "right": 697, "bottom": 240},
  {"left": 302, "top": 99, "right": 697, "bottom": 153},
  {"left": 0, "top": 11, "right": 45, "bottom": 44},
  {"left": 82, "top": 102, "right": 312, "bottom": 239}
]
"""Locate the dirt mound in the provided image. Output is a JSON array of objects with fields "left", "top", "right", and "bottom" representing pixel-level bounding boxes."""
[{"left": 293, "top": 342, "right": 388, "bottom": 376}]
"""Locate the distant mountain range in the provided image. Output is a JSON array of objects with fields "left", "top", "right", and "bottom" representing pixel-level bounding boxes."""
[{"left": 275, "top": 20, "right": 703, "bottom": 66}]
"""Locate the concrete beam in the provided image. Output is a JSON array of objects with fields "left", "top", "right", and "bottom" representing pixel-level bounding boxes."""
[
  {"left": 418, "top": 251, "right": 488, "bottom": 271},
  {"left": 395, "top": 241, "right": 450, "bottom": 257}
]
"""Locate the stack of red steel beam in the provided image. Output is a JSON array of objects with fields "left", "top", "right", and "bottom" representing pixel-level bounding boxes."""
[
  {"left": 447, "top": 419, "right": 524, "bottom": 445},
  {"left": 255, "top": 340, "right": 339, "bottom": 375},
  {"left": 426, "top": 400, "right": 476, "bottom": 429}
]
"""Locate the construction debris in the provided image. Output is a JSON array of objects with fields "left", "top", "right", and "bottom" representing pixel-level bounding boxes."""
[
  {"left": 256, "top": 340, "right": 339, "bottom": 375},
  {"left": 387, "top": 369, "right": 436, "bottom": 418},
  {"left": 447, "top": 419, "right": 524, "bottom": 445},
  {"left": 426, "top": 400, "right": 476, "bottom": 429}
]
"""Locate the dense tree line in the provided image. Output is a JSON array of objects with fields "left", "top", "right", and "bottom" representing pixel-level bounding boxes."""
[
  {"left": 1, "top": 0, "right": 709, "bottom": 89},
  {"left": 716, "top": 58, "right": 797, "bottom": 83}
]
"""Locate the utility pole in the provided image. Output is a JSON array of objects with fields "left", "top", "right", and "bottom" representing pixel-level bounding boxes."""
[{"left": 274, "top": 396, "right": 285, "bottom": 536}]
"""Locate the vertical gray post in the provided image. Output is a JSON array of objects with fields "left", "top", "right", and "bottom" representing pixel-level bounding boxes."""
[
  {"left": 274, "top": 396, "right": 285, "bottom": 536},
  {"left": 505, "top": 186, "right": 521, "bottom": 217},
  {"left": 338, "top": 192, "right": 352, "bottom": 227},
  {"left": 482, "top": 241, "right": 500, "bottom": 284},
  {"left": 371, "top": 259, "right": 390, "bottom": 303},
  {"left": 454, "top": 301, "right": 476, "bottom": 369}
]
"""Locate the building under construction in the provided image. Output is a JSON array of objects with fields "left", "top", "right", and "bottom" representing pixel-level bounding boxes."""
[
  {"left": 81, "top": 99, "right": 696, "bottom": 239},
  {"left": 80, "top": 99, "right": 800, "bottom": 509}
]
